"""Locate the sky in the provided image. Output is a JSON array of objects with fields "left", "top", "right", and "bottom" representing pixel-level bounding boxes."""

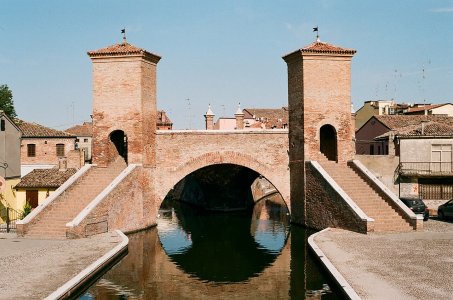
[{"left": 1, "top": 0, "right": 452, "bottom": 130}]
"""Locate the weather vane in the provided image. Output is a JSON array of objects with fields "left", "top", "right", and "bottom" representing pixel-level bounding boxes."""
[
  {"left": 121, "top": 28, "right": 126, "bottom": 43},
  {"left": 313, "top": 26, "right": 319, "bottom": 41}
]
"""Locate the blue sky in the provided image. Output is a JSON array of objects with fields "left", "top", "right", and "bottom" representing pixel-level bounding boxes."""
[{"left": 1, "top": 0, "right": 452, "bottom": 129}]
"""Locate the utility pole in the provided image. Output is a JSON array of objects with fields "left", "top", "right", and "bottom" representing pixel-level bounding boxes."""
[{"left": 186, "top": 98, "right": 191, "bottom": 129}]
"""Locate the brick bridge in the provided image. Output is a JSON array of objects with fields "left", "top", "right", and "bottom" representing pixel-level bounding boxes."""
[
  {"left": 154, "top": 130, "right": 289, "bottom": 209},
  {"left": 17, "top": 39, "right": 422, "bottom": 239}
]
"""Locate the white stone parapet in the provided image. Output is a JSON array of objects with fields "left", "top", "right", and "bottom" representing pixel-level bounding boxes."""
[{"left": 17, "top": 164, "right": 93, "bottom": 226}]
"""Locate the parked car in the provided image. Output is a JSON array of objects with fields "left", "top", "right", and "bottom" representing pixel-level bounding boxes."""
[
  {"left": 438, "top": 199, "right": 453, "bottom": 220},
  {"left": 400, "top": 197, "right": 429, "bottom": 221}
]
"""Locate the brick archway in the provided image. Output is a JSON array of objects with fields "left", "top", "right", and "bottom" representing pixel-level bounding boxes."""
[{"left": 155, "top": 151, "right": 290, "bottom": 213}]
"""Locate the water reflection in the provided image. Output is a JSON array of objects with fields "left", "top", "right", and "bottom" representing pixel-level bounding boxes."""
[{"left": 81, "top": 194, "right": 339, "bottom": 299}]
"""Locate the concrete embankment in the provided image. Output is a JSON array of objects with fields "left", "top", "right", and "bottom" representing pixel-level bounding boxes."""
[
  {"left": 0, "top": 231, "right": 127, "bottom": 300},
  {"left": 309, "top": 220, "right": 453, "bottom": 299}
]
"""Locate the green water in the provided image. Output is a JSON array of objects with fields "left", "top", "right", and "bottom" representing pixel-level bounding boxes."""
[{"left": 80, "top": 197, "right": 340, "bottom": 299}]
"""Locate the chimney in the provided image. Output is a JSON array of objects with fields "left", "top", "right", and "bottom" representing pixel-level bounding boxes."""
[
  {"left": 421, "top": 121, "right": 428, "bottom": 135},
  {"left": 58, "top": 157, "right": 67, "bottom": 171},
  {"left": 204, "top": 104, "right": 215, "bottom": 130},
  {"left": 234, "top": 103, "right": 244, "bottom": 130}
]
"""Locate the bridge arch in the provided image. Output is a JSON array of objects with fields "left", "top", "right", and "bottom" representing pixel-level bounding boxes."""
[{"left": 156, "top": 151, "right": 290, "bottom": 212}]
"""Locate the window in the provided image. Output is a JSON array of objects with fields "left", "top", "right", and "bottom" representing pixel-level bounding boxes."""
[
  {"left": 431, "top": 144, "right": 452, "bottom": 172},
  {"left": 370, "top": 145, "right": 374, "bottom": 155},
  {"left": 56, "top": 144, "right": 65, "bottom": 157},
  {"left": 75, "top": 138, "right": 79, "bottom": 142},
  {"left": 1, "top": 119, "right": 5, "bottom": 131},
  {"left": 27, "top": 144, "right": 36, "bottom": 157},
  {"left": 84, "top": 138, "right": 88, "bottom": 143}
]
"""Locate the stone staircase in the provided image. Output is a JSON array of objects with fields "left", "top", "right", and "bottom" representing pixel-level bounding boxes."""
[
  {"left": 318, "top": 160, "right": 413, "bottom": 232},
  {"left": 21, "top": 157, "right": 127, "bottom": 239}
]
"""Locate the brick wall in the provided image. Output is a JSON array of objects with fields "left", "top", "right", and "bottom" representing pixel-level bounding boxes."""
[
  {"left": 67, "top": 167, "right": 150, "bottom": 237},
  {"left": 305, "top": 162, "right": 368, "bottom": 233},
  {"left": 91, "top": 56, "right": 158, "bottom": 167},
  {"left": 21, "top": 137, "right": 75, "bottom": 165}
]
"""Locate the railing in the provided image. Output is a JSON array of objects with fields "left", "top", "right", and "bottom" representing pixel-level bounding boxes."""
[
  {"left": 399, "top": 162, "right": 453, "bottom": 176},
  {"left": 0, "top": 207, "right": 22, "bottom": 233}
]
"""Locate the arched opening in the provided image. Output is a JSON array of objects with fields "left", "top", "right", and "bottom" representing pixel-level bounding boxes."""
[
  {"left": 319, "top": 124, "right": 337, "bottom": 161},
  {"left": 109, "top": 130, "right": 128, "bottom": 164},
  {"left": 157, "top": 163, "right": 290, "bottom": 282}
]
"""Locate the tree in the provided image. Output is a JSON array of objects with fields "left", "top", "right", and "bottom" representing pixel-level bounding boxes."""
[{"left": 0, "top": 84, "right": 17, "bottom": 118}]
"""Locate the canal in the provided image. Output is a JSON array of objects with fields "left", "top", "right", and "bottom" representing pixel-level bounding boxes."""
[{"left": 80, "top": 194, "right": 340, "bottom": 299}]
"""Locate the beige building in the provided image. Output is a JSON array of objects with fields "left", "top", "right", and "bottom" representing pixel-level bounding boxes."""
[
  {"left": 404, "top": 103, "right": 453, "bottom": 116},
  {"left": 209, "top": 106, "right": 288, "bottom": 130},
  {"left": 355, "top": 100, "right": 398, "bottom": 130},
  {"left": 374, "top": 119, "right": 453, "bottom": 202},
  {"left": 66, "top": 122, "right": 93, "bottom": 163},
  {"left": 0, "top": 111, "right": 22, "bottom": 223}
]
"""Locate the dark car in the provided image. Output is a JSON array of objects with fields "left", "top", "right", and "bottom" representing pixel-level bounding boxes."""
[
  {"left": 400, "top": 197, "right": 429, "bottom": 221},
  {"left": 438, "top": 199, "right": 453, "bottom": 220}
]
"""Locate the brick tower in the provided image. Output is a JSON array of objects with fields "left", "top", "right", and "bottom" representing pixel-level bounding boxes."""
[
  {"left": 88, "top": 42, "right": 161, "bottom": 167},
  {"left": 283, "top": 39, "right": 356, "bottom": 224}
]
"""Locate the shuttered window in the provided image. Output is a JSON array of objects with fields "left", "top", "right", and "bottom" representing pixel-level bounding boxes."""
[
  {"left": 27, "top": 144, "right": 36, "bottom": 157},
  {"left": 56, "top": 144, "right": 65, "bottom": 157}
]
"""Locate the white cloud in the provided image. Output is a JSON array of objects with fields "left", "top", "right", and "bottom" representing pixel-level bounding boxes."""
[{"left": 430, "top": 7, "right": 453, "bottom": 13}]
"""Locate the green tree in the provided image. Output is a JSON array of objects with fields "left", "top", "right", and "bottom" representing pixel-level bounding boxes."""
[{"left": 0, "top": 84, "right": 17, "bottom": 118}]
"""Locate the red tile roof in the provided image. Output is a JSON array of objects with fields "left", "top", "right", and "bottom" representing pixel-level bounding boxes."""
[
  {"left": 15, "top": 168, "right": 77, "bottom": 188},
  {"left": 283, "top": 41, "right": 356, "bottom": 60},
  {"left": 374, "top": 115, "right": 453, "bottom": 130},
  {"left": 243, "top": 107, "right": 288, "bottom": 129},
  {"left": 65, "top": 122, "right": 93, "bottom": 137},
  {"left": 376, "top": 121, "right": 453, "bottom": 139},
  {"left": 87, "top": 42, "right": 161, "bottom": 63},
  {"left": 17, "top": 120, "right": 75, "bottom": 138},
  {"left": 301, "top": 41, "right": 356, "bottom": 55}
]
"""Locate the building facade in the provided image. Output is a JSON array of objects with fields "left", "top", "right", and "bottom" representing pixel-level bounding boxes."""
[
  {"left": 0, "top": 111, "right": 22, "bottom": 220},
  {"left": 17, "top": 120, "right": 79, "bottom": 175},
  {"left": 66, "top": 122, "right": 93, "bottom": 163}
]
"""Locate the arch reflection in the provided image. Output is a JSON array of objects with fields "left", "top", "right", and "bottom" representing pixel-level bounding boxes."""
[{"left": 157, "top": 195, "right": 290, "bottom": 283}]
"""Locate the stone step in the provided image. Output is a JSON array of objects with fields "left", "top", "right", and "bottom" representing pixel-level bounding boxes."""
[
  {"left": 22, "top": 157, "right": 127, "bottom": 239},
  {"left": 318, "top": 160, "right": 413, "bottom": 233}
]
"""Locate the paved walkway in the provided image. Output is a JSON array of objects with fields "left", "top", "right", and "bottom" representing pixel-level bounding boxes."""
[
  {"left": 314, "top": 219, "right": 453, "bottom": 299},
  {"left": 0, "top": 232, "right": 122, "bottom": 300}
]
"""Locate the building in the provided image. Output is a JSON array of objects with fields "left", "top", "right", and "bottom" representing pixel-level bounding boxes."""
[
  {"left": 0, "top": 111, "right": 22, "bottom": 221},
  {"left": 16, "top": 120, "right": 81, "bottom": 176},
  {"left": 355, "top": 100, "right": 453, "bottom": 130},
  {"left": 374, "top": 121, "right": 453, "bottom": 201},
  {"left": 14, "top": 167, "right": 77, "bottom": 209},
  {"left": 66, "top": 121, "right": 93, "bottom": 163},
  {"left": 157, "top": 110, "right": 173, "bottom": 130},
  {"left": 355, "top": 115, "right": 453, "bottom": 155},
  {"left": 208, "top": 105, "right": 288, "bottom": 130},
  {"left": 404, "top": 103, "right": 453, "bottom": 116},
  {"left": 355, "top": 100, "right": 399, "bottom": 130}
]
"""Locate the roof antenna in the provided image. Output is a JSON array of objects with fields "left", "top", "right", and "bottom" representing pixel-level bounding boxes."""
[
  {"left": 313, "top": 26, "right": 320, "bottom": 42},
  {"left": 121, "top": 28, "right": 126, "bottom": 43}
]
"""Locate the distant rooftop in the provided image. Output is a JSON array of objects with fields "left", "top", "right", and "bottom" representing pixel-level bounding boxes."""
[
  {"left": 17, "top": 120, "right": 75, "bottom": 138},
  {"left": 65, "top": 122, "right": 93, "bottom": 137}
]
